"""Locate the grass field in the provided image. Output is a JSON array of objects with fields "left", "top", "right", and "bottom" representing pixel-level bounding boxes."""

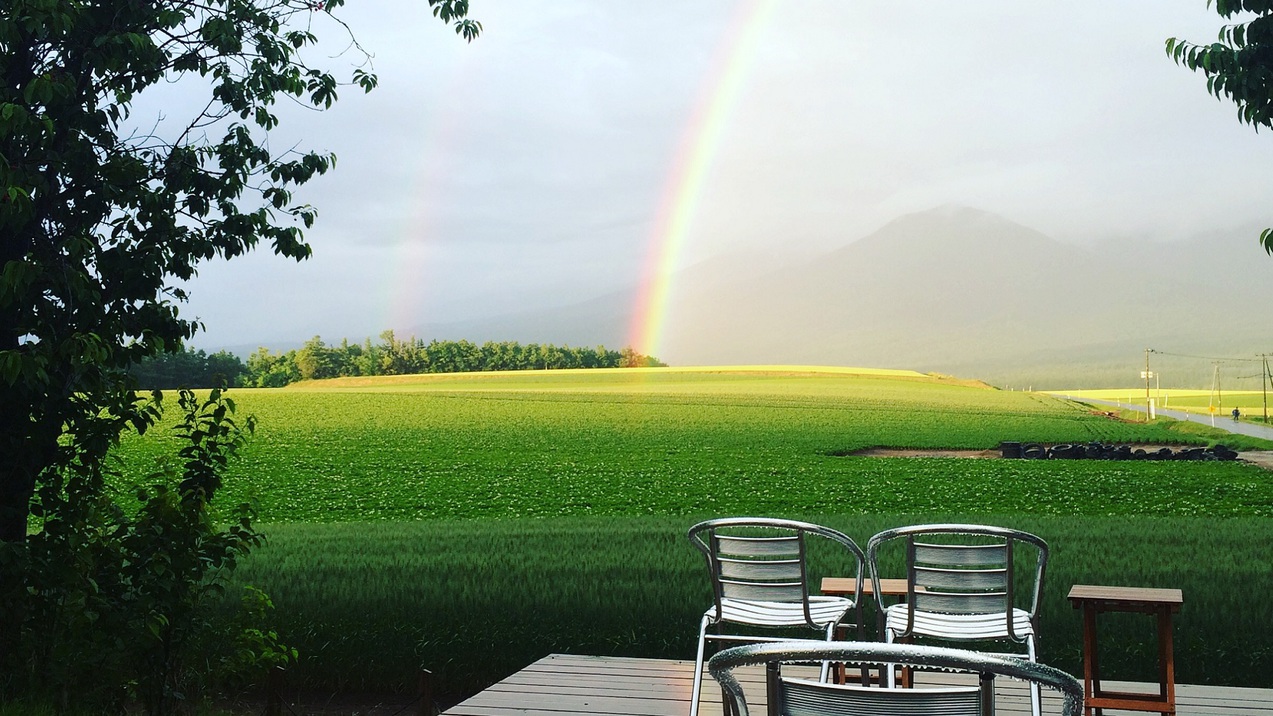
[
  {"left": 1053, "top": 387, "right": 1273, "bottom": 420},
  {"left": 236, "top": 516, "right": 1273, "bottom": 697},
  {"left": 112, "top": 368, "right": 1273, "bottom": 698}
]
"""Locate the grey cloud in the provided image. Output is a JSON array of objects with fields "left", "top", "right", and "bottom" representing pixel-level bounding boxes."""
[{"left": 184, "top": 1, "right": 1273, "bottom": 352}]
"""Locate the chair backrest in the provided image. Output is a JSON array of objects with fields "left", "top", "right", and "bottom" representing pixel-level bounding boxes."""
[
  {"left": 867, "top": 524, "right": 1048, "bottom": 642},
  {"left": 777, "top": 676, "right": 987, "bottom": 716},
  {"left": 708, "top": 640, "right": 1084, "bottom": 716},
  {"left": 688, "top": 518, "right": 864, "bottom": 629}
]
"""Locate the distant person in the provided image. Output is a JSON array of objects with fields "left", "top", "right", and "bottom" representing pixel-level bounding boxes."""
[{"left": 1232, "top": 407, "right": 1241, "bottom": 422}]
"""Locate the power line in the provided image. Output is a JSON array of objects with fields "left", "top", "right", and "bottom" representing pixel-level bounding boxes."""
[{"left": 1148, "top": 348, "right": 1264, "bottom": 363}]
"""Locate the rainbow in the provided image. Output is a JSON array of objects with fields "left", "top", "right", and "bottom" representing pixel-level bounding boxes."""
[
  {"left": 382, "top": 58, "right": 474, "bottom": 336},
  {"left": 627, "top": 0, "right": 776, "bottom": 359}
]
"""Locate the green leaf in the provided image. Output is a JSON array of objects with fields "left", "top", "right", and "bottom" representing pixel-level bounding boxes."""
[{"left": 0, "top": 351, "right": 20, "bottom": 385}]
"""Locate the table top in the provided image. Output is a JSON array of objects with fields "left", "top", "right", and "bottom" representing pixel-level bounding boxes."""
[
  {"left": 821, "top": 577, "right": 911, "bottom": 596},
  {"left": 1067, "top": 584, "right": 1183, "bottom": 609}
]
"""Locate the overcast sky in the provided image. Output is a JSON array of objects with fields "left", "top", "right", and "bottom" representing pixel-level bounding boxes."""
[{"left": 168, "top": 1, "right": 1273, "bottom": 350}]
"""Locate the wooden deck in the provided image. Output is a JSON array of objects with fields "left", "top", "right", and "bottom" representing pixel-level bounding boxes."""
[{"left": 443, "top": 653, "right": 1273, "bottom": 716}]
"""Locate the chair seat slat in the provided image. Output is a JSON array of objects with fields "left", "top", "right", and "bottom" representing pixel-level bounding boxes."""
[
  {"left": 715, "top": 596, "right": 854, "bottom": 627},
  {"left": 886, "top": 604, "right": 1034, "bottom": 639}
]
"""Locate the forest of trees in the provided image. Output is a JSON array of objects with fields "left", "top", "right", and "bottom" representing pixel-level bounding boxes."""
[{"left": 130, "top": 332, "right": 667, "bottom": 388}]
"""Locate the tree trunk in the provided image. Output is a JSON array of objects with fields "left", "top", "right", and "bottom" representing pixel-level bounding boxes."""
[
  {"left": 0, "top": 199, "right": 35, "bottom": 675},
  {"left": 0, "top": 391, "right": 37, "bottom": 681},
  {"left": 0, "top": 252, "right": 33, "bottom": 545},
  {"left": 0, "top": 463, "right": 34, "bottom": 544}
]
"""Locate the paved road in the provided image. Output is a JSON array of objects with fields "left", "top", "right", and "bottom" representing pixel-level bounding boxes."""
[{"left": 1055, "top": 395, "right": 1273, "bottom": 441}]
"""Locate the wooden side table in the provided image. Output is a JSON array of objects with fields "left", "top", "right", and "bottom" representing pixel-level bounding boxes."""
[
  {"left": 821, "top": 578, "right": 914, "bottom": 685},
  {"left": 821, "top": 577, "right": 914, "bottom": 637},
  {"left": 1067, "top": 585, "right": 1183, "bottom": 716},
  {"left": 821, "top": 576, "right": 910, "bottom": 602}
]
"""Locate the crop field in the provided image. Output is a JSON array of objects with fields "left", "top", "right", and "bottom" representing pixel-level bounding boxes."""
[
  {"left": 1154, "top": 391, "right": 1271, "bottom": 417},
  {"left": 113, "top": 368, "right": 1273, "bottom": 698},
  {"left": 1056, "top": 387, "right": 1273, "bottom": 417}
]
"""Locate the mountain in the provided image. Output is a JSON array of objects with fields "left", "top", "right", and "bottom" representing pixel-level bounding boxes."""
[
  {"left": 405, "top": 288, "right": 634, "bottom": 348},
  {"left": 400, "top": 206, "right": 1273, "bottom": 388},
  {"left": 398, "top": 246, "right": 815, "bottom": 349}
]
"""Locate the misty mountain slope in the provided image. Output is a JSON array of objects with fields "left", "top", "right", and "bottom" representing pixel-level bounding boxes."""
[
  {"left": 405, "top": 288, "right": 635, "bottom": 348},
  {"left": 830, "top": 213, "right": 1116, "bottom": 327},
  {"left": 395, "top": 206, "right": 1273, "bottom": 387},
  {"left": 399, "top": 245, "right": 818, "bottom": 349},
  {"left": 663, "top": 208, "right": 1131, "bottom": 362},
  {"left": 658, "top": 207, "right": 1273, "bottom": 382}
]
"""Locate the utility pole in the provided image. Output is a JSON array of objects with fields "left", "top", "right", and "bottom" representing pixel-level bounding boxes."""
[
  {"left": 1209, "top": 362, "right": 1222, "bottom": 425},
  {"left": 1257, "top": 351, "right": 1267, "bottom": 422},
  {"left": 1144, "top": 348, "right": 1152, "bottom": 422},
  {"left": 1208, "top": 363, "right": 1216, "bottom": 420}
]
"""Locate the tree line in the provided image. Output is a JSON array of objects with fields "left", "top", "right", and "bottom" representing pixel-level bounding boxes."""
[{"left": 130, "top": 331, "right": 667, "bottom": 388}]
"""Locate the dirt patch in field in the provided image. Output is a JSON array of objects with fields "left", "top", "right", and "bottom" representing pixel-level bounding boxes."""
[
  {"left": 852, "top": 447, "right": 1000, "bottom": 458},
  {"left": 1239, "top": 450, "right": 1273, "bottom": 470}
]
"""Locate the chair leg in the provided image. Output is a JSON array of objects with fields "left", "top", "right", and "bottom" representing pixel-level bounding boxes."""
[
  {"left": 818, "top": 621, "right": 837, "bottom": 682},
  {"left": 883, "top": 626, "right": 898, "bottom": 688},
  {"left": 1027, "top": 635, "right": 1041, "bottom": 716},
  {"left": 689, "top": 614, "right": 712, "bottom": 716},
  {"left": 720, "top": 682, "right": 737, "bottom": 716}
]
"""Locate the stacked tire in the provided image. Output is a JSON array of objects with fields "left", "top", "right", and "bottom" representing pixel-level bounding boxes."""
[{"left": 998, "top": 441, "right": 1238, "bottom": 461}]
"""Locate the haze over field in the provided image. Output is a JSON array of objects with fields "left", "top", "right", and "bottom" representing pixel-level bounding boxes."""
[
  {"left": 400, "top": 207, "right": 1273, "bottom": 389},
  {"left": 174, "top": 1, "right": 1273, "bottom": 386}
]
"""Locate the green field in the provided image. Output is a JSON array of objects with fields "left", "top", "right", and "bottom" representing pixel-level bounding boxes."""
[
  {"left": 1054, "top": 387, "right": 1273, "bottom": 420},
  {"left": 114, "top": 368, "right": 1273, "bottom": 697}
]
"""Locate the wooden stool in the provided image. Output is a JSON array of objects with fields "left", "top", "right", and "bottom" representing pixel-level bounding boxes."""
[{"left": 1067, "top": 585, "right": 1183, "bottom": 716}]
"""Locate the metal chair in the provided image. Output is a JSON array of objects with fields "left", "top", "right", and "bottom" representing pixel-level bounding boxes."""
[
  {"left": 867, "top": 524, "right": 1049, "bottom": 716},
  {"left": 708, "top": 640, "right": 1083, "bottom": 716},
  {"left": 687, "top": 517, "right": 865, "bottom": 716}
]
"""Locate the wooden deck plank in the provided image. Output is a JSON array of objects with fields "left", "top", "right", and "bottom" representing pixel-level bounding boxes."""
[{"left": 444, "top": 654, "right": 1270, "bottom": 716}]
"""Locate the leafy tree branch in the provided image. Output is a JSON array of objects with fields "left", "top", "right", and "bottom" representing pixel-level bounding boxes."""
[
  {"left": 0, "top": 0, "right": 479, "bottom": 709},
  {"left": 1168, "top": 2, "right": 1273, "bottom": 252}
]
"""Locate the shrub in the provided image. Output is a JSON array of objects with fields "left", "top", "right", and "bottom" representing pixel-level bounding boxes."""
[{"left": 1, "top": 390, "right": 290, "bottom": 714}]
